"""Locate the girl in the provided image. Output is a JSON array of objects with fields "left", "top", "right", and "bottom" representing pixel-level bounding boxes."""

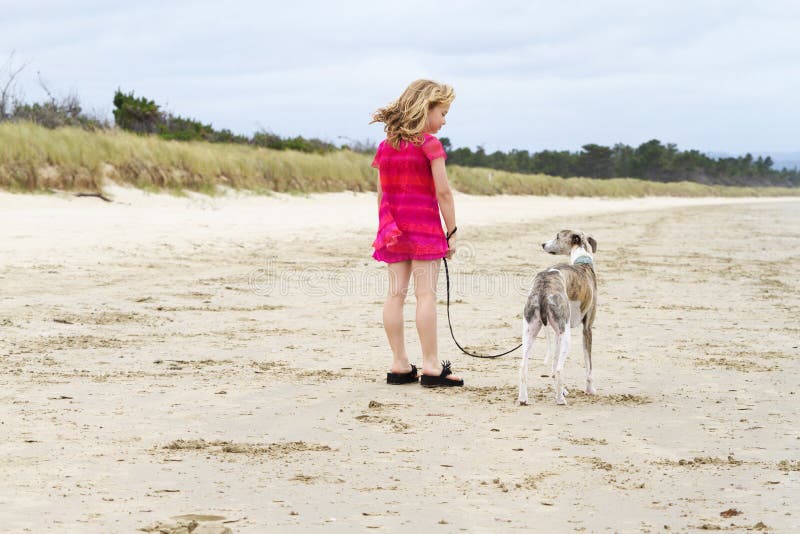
[{"left": 370, "top": 79, "right": 463, "bottom": 388}]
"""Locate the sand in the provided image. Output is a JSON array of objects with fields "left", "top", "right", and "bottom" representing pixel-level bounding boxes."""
[{"left": 1, "top": 186, "right": 798, "bottom": 532}]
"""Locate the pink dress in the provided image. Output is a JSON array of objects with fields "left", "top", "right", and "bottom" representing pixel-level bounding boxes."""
[{"left": 371, "top": 134, "right": 449, "bottom": 263}]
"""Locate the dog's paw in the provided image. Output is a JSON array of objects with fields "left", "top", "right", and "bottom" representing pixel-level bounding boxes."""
[
  {"left": 562, "top": 386, "right": 569, "bottom": 397},
  {"left": 555, "top": 395, "right": 567, "bottom": 406},
  {"left": 519, "top": 399, "right": 528, "bottom": 406},
  {"left": 585, "top": 383, "right": 597, "bottom": 395}
]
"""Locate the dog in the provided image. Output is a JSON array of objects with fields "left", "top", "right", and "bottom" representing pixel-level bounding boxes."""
[{"left": 518, "top": 230, "right": 598, "bottom": 405}]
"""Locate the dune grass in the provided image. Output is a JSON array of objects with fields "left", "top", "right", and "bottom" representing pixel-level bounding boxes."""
[
  {"left": 0, "top": 122, "right": 374, "bottom": 194},
  {"left": 1, "top": 121, "right": 798, "bottom": 197}
]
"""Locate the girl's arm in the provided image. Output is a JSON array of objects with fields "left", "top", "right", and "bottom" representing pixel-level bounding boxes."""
[
  {"left": 376, "top": 172, "right": 382, "bottom": 206},
  {"left": 431, "top": 158, "right": 456, "bottom": 235}
]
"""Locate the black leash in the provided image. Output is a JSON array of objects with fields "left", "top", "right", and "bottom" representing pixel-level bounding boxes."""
[{"left": 442, "top": 228, "right": 522, "bottom": 359}]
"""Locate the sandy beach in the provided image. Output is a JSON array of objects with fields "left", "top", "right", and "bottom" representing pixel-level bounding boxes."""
[{"left": 1, "top": 187, "right": 798, "bottom": 533}]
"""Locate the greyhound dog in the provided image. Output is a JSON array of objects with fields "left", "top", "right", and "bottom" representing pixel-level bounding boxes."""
[{"left": 518, "top": 230, "right": 598, "bottom": 405}]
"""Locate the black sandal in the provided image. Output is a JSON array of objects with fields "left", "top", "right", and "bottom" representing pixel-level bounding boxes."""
[
  {"left": 387, "top": 364, "right": 419, "bottom": 385},
  {"left": 420, "top": 360, "right": 464, "bottom": 388}
]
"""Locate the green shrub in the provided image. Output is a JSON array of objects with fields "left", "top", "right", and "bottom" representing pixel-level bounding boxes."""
[{"left": 112, "top": 90, "right": 161, "bottom": 134}]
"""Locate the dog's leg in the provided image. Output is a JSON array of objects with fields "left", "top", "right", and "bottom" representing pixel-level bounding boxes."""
[
  {"left": 554, "top": 323, "right": 571, "bottom": 405},
  {"left": 548, "top": 326, "right": 561, "bottom": 398},
  {"left": 582, "top": 322, "right": 596, "bottom": 395},
  {"left": 543, "top": 326, "right": 553, "bottom": 365},
  {"left": 519, "top": 317, "right": 541, "bottom": 405},
  {"left": 550, "top": 326, "right": 559, "bottom": 393}
]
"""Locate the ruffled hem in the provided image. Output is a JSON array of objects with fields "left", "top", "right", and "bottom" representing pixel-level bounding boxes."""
[
  {"left": 373, "top": 248, "right": 447, "bottom": 263},
  {"left": 372, "top": 236, "right": 448, "bottom": 263}
]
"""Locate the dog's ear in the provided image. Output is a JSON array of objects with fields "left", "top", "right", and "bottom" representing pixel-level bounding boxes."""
[{"left": 587, "top": 236, "right": 597, "bottom": 253}]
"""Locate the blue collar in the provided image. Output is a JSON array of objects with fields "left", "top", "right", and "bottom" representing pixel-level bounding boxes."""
[{"left": 573, "top": 255, "right": 594, "bottom": 265}]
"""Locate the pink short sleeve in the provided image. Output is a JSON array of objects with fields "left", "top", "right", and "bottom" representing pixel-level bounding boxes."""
[
  {"left": 371, "top": 142, "right": 384, "bottom": 168},
  {"left": 422, "top": 136, "right": 447, "bottom": 161}
]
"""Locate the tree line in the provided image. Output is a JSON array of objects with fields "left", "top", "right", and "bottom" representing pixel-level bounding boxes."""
[
  {"left": 439, "top": 138, "right": 799, "bottom": 188},
  {"left": 110, "top": 90, "right": 341, "bottom": 153}
]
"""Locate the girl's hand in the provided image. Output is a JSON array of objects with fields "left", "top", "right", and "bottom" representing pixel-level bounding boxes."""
[{"left": 446, "top": 236, "right": 456, "bottom": 259}]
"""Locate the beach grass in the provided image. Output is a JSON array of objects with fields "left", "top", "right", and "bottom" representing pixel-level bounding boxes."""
[
  {"left": 1, "top": 122, "right": 797, "bottom": 197},
  {"left": 0, "top": 122, "right": 373, "bottom": 194}
]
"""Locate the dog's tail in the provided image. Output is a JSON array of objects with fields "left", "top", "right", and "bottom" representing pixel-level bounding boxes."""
[
  {"left": 539, "top": 294, "right": 549, "bottom": 326},
  {"left": 524, "top": 293, "right": 550, "bottom": 327},
  {"left": 539, "top": 296, "right": 560, "bottom": 363}
]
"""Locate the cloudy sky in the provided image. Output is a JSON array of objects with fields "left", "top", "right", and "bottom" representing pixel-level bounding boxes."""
[{"left": 2, "top": 0, "right": 799, "bottom": 156}]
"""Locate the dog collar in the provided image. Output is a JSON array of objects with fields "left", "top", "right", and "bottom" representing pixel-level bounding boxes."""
[{"left": 573, "top": 255, "right": 593, "bottom": 265}]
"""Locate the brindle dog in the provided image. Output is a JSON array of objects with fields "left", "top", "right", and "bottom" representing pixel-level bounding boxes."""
[{"left": 518, "top": 230, "right": 598, "bottom": 405}]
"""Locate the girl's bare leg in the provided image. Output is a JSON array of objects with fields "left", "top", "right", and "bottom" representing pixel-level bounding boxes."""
[
  {"left": 384, "top": 260, "right": 413, "bottom": 373},
  {"left": 412, "top": 259, "right": 461, "bottom": 381}
]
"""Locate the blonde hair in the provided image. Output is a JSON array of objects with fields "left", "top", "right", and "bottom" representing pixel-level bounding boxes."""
[{"left": 371, "top": 79, "right": 455, "bottom": 149}]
